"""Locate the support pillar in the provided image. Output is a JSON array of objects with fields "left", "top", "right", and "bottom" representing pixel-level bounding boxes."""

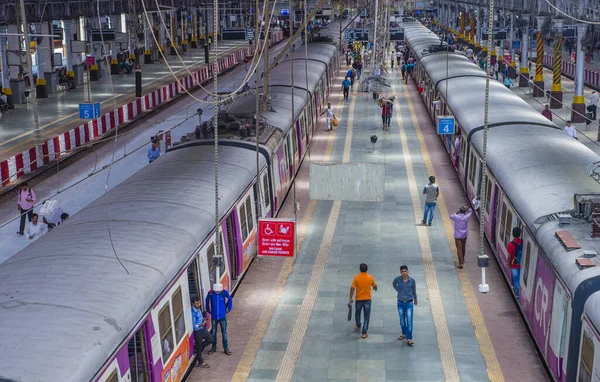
[
  {"left": 191, "top": 9, "right": 199, "bottom": 48},
  {"left": 459, "top": 11, "right": 465, "bottom": 39},
  {"left": 551, "top": 30, "right": 563, "bottom": 108},
  {"left": 159, "top": 13, "right": 166, "bottom": 53},
  {"left": 181, "top": 10, "right": 188, "bottom": 51},
  {"left": 475, "top": 9, "right": 482, "bottom": 51},
  {"left": 37, "top": 22, "right": 54, "bottom": 98},
  {"left": 170, "top": 11, "right": 177, "bottom": 55},
  {"left": 63, "top": 20, "right": 76, "bottom": 89},
  {"left": 572, "top": 23, "right": 587, "bottom": 122},
  {"left": 144, "top": 15, "right": 152, "bottom": 64},
  {"left": 534, "top": 17, "right": 545, "bottom": 97},
  {"left": 469, "top": 13, "right": 476, "bottom": 46},
  {"left": 518, "top": 18, "right": 529, "bottom": 87},
  {"left": 0, "top": 25, "right": 14, "bottom": 107},
  {"left": 110, "top": 16, "right": 119, "bottom": 74}
]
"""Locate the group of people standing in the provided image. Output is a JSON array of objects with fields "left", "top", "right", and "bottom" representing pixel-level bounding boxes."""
[{"left": 16, "top": 182, "right": 69, "bottom": 240}]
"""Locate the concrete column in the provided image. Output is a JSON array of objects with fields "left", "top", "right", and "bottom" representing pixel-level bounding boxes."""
[
  {"left": 128, "top": 13, "right": 136, "bottom": 62},
  {"left": 159, "top": 13, "right": 166, "bottom": 52},
  {"left": 0, "top": 25, "right": 14, "bottom": 107},
  {"left": 7, "top": 24, "right": 26, "bottom": 104},
  {"left": 37, "top": 22, "right": 55, "bottom": 97},
  {"left": 63, "top": 20, "right": 76, "bottom": 89},
  {"left": 509, "top": 12, "right": 515, "bottom": 65},
  {"left": 182, "top": 10, "right": 189, "bottom": 51},
  {"left": 476, "top": 9, "right": 482, "bottom": 50},
  {"left": 551, "top": 20, "right": 563, "bottom": 108},
  {"left": 144, "top": 14, "right": 153, "bottom": 64},
  {"left": 110, "top": 16, "right": 119, "bottom": 74},
  {"left": 533, "top": 16, "right": 545, "bottom": 97},
  {"left": 191, "top": 8, "right": 198, "bottom": 48},
  {"left": 170, "top": 11, "right": 177, "bottom": 55},
  {"left": 572, "top": 23, "right": 587, "bottom": 122},
  {"left": 518, "top": 17, "right": 529, "bottom": 87}
]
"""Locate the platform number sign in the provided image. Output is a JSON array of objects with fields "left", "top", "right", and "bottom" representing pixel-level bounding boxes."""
[
  {"left": 79, "top": 103, "right": 101, "bottom": 119},
  {"left": 437, "top": 116, "right": 455, "bottom": 135}
]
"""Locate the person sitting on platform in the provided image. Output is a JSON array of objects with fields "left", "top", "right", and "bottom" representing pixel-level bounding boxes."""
[{"left": 26, "top": 213, "right": 47, "bottom": 241}]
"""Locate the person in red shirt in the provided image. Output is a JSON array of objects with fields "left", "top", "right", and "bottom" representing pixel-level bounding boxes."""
[
  {"left": 507, "top": 227, "right": 522, "bottom": 299},
  {"left": 541, "top": 105, "right": 552, "bottom": 121}
]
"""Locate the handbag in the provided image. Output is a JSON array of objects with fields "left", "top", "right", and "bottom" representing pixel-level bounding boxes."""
[
  {"left": 332, "top": 117, "right": 338, "bottom": 127},
  {"left": 587, "top": 105, "right": 594, "bottom": 112}
]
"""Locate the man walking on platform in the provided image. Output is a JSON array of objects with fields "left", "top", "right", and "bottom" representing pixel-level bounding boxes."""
[
  {"left": 393, "top": 265, "right": 418, "bottom": 345},
  {"left": 349, "top": 263, "right": 378, "bottom": 339},
  {"left": 342, "top": 76, "right": 351, "bottom": 101},
  {"left": 325, "top": 103, "right": 335, "bottom": 131},
  {"left": 422, "top": 176, "right": 439, "bottom": 226},
  {"left": 589, "top": 91, "right": 599, "bottom": 120}
]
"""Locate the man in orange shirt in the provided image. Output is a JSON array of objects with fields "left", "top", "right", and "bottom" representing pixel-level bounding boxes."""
[{"left": 349, "top": 263, "right": 378, "bottom": 338}]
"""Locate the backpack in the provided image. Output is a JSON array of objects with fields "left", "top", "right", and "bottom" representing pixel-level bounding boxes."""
[{"left": 510, "top": 240, "right": 523, "bottom": 265}]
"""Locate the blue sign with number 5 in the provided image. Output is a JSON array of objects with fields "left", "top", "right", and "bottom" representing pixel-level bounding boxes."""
[
  {"left": 79, "top": 103, "right": 101, "bottom": 119},
  {"left": 437, "top": 117, "right": 455, "bottom": 135}
]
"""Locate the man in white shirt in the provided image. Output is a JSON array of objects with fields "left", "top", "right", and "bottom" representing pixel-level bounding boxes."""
[
  {"left": 325, "top": 103, "right": 335, "bottom": 131},
  {"left": 564, "top": 120, "right": 577, "bottom": 139},
  {"left": 26, "top": 213, "right": 47, "bottom": 241},
  {"left": 589, "top": 91, "right": 599, "bottom": 120}
]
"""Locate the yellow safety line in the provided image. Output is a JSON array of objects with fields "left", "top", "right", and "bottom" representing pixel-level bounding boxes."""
[
  {"left": 231, "top": 199, "right": 317, "bottom": 382},
  {"left": 393, "top": 82, "right": 460, "bottom": 382},
  {"left": 231, "top": 67, "right": 346, "bottom": 381},
  {"left": 0, "top": 43, "right": 247, "bottom": 149},
  {"left": 400, "top": 78, "right": 504, "bottom": 382},
  {"left": 276, "top": 71, "right": 355, "bottom": 382}
]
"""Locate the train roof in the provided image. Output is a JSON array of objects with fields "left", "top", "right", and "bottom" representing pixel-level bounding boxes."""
[
  {"left": 267, "top": 60, "right": 329, "bottom": 91},
  {"left": 536, "top": 220, "right": 600, "bottom": 292},
  {"left": 0, "top": 145, "right": 267, "bottom": 382},
  {"left": 404, "top": 21, "right": 600, "bottom": 291},
  {"left": 284, "top": 43, "right": 337, "bottom": 65}
]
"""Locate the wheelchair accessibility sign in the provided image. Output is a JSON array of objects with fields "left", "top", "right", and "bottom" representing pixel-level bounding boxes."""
[{"left": 258, "top": 218, "right": 296, "bottom": 257}]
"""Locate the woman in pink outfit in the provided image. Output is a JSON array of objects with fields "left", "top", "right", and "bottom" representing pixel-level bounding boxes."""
[{"left": 17, "top": 182, "right": 36, "bottom": 236}]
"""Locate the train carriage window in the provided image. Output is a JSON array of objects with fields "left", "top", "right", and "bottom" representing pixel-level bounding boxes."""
[
  {"left": 240, "top": 195, "right": 254, "bottom": 242},
  {"left": 499, "top": 202, "right": 508, "bottom": 244},
  {"left": 262, "top": 174, "right": 270, "bottom": 211},
  {"left": 158, "top": 303, "right": 174, "bottom": 360},
  {"left": 504, "top": 208, "right": 513, "bottom": 247},
  {"left": 579, "top": 334, "right": 594, "bottom": 382},
  {"left": 522, "top": 242, "right": 532, "bottom": 287},
  {"left": 106, "top": 370, "right": 118, "bottom": 382},
  {"left": 459, "top": 135, "right": 466, "bottom": 166},
  {"left": 172, "top": 287, "right": 185, "bottom": 344},
  {"left": 485, "top": 176, "right": 492, "bottom": 214},
  {"left": 207, "top": 243, "right": 225, "bottom": 286},
  {"left": 468, "top": 154, "right": 477, "bottom": 185},
  {"left": 245, "top": 196, "right": 254, "bottom": 232}
]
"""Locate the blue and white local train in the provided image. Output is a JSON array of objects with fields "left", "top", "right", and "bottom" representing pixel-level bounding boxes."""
[
  {"left": 0, "top": 32, "right": 340, "bottom": 382},
  {"left": 404, "top": 20, "right": 600, "bottom": 382}
]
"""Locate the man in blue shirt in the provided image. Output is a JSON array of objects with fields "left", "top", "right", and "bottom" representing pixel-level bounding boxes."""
[
  {"left": 342, "top": 76, "right": 351, "bottom": 101},
  {"left": 147, "top": 142, "right": 160, "bottom": 163},
  {"left": 206, "top": 283, "right": 233, "bottom": 355},
  {"left": 392, "top": 265, "right": 418, "bottom": 345},
  {"left": 191, "top": 296, "right": 214, "bottom": 368}
]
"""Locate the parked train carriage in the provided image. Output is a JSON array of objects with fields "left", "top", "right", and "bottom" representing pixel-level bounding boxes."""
[
  {"left": 404, "top": 20, "right": 600, "bottom": 382},
  {"left": 579, "top": 292, "right": 600, "bottom": 381},
  {"left": 0, "top": 146, "right": 268, "bottom": 382}
]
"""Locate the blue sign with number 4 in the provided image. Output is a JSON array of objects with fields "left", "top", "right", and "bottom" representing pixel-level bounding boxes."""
[{"left": 437, "top": 117, "right": 455, "bottom": 135}]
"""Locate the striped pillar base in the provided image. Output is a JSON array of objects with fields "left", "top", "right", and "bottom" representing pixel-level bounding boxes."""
[{"left": 572, "top": 95, "right": 586, "bottom": 123}]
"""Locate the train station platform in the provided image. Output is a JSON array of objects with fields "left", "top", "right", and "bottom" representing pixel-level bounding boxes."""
[
  {"left": 0, "top": 39, "right": 291, "bottom": 264},
  {"left": 510, "top": 55, "right": 600, "bottom": 155},
  {"left": 0, "top": 40, "right": 258, "bottom": 189},
  {"left": 187, "top": 58, "right": 548, "bottom": 381}
]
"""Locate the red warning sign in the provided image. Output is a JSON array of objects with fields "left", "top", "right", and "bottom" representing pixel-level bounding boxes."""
[{"left": 258, "top": 218, "right": 295, "bottom": 257}]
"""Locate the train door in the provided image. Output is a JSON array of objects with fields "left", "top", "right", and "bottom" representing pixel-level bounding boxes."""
[
  {"left": 260, "top": 172, "right": 271, "bottom": 217},
  {"left": 187, "top": 258, "right": 203, "bottom": 300},
  {"left": 548, "top": 280, "right": 571, "bottom": 380},
  {"left": 226, "top": 213, "right": 238, "bottom": 281},
  {"left": 128, "top": 324, "right": 151, "bottom": 382},
  {"left": 490, "top": 184, "right": 499, "bottom": 245}
]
